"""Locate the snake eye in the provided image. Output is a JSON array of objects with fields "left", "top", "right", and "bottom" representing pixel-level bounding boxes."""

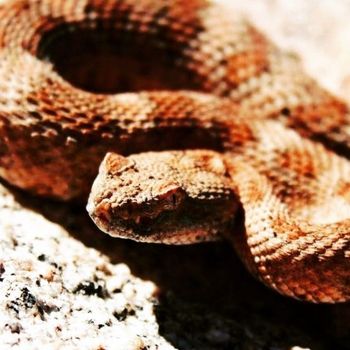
[{"left": 155, "top": 184, "right": 186, "bottom": 210}]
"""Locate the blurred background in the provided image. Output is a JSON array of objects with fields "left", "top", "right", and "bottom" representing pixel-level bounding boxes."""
[{"left": 219, "top": 0, "right": 350, "bottom": 101}]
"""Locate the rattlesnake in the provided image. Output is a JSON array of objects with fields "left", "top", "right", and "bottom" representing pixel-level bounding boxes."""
[{"left": 0, "top": 0, "right": 348, "bottom": 303}]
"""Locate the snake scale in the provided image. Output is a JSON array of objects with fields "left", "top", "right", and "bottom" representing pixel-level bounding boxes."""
[{"left": 0, "top": 0, "right": 349, "bottom": 303}]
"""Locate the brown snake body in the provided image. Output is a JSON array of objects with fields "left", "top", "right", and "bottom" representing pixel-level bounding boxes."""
[{"left": 0, "top": 0, "right": 349, "bottom": 303}]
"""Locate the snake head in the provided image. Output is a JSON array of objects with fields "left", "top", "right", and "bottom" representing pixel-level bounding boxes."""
[{"left": 87, "top": 150, "right": 239, "bottom": 244}]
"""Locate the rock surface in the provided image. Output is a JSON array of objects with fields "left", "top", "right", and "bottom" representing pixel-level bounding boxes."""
[{"left": 0, "top": 0, "right": 349, "bottom": 349}]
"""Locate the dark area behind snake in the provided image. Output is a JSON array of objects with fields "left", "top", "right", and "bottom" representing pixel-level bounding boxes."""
[{"left": 0, "top": 0, "right": 348, "bottom": 303}]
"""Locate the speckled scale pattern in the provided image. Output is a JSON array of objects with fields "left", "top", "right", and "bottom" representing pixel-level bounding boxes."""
[{"left": 0, "top": 0, "right": 349, "bottom": 303}]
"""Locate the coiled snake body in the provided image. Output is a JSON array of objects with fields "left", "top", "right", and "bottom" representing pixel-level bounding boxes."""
[{"left": 0, "top": 0, "right": 349, "bottom": 303}]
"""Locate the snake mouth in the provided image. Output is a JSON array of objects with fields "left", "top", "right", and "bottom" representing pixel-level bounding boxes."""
[
  {"left": 37, "top": 24, "right": 198, "bottom": 94},
  {"left": 89, "top": 194, "right": 238, "bottom": 244}
]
